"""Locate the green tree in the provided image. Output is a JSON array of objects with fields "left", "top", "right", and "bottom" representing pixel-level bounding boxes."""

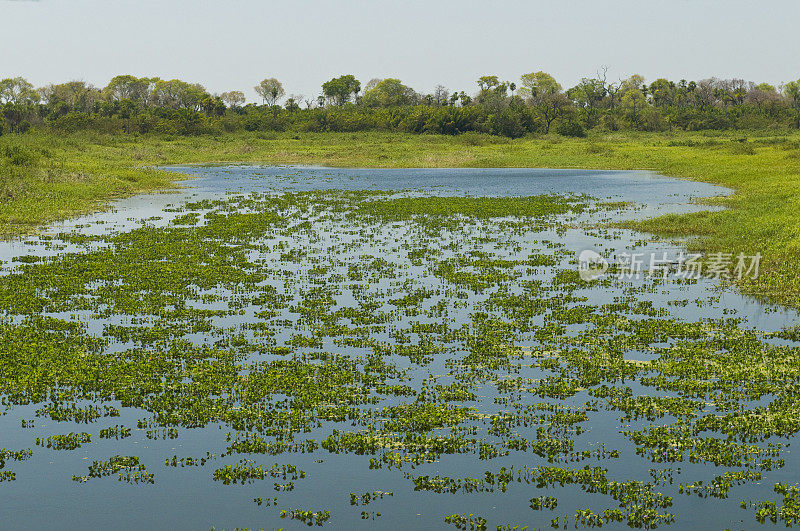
[
  {"left": 362, "top": 78, "right": 417, "bottom": 107},
  {"left": 476, "top": 75, "right": 501, "bottom": 91},
  {"left": 38, "top": 81, "right": 102, "bottom": 112},
  {"left": 201, "top": 95, "right": 226, "bottom": 116},
  {"left": 756, "top": 82, "right": 776, "bottom": 93},
  {"left": 475, "top": 75, "right": 507, "bottom": 107},
  {"left": 519, "top": 71, "right": 561, "bottom": 98},
  {"left": 255, "top": 78, "right": 285, "bottom": 106},
  {"left": 648, "top": 78, "right": 676, "bottom": 107},
  {"left": 284, "top": 96, "right": 300, "bottom": 113},
  {"left": 784, "top": 80, "right": 800, "bottom": 127},
  {"left": 220, "top": 91, "right": 246, "bottom": 108},
  {"left": 567, "top": 78, "right": 607, "bottom": 122},
  {"left": 746, "top": 83, "right": 780, "bottom": 113},
  {"left": 0, "top": 77, "right": 39, "bottom": 105},
  {"left": 519, "top": 72, "right": 565, "bottom": 133},
  {"left": 322, "top": 75, "right": 360, "bottom": 106},
  {"left": 151, "top": 79, "right": 208, "bottom": 110},
  {"left": 622, "top": 88, "right": 647, "bottom": 126},
  {"left": 104, "top": 75, "right": 151, "bottom": 103}
]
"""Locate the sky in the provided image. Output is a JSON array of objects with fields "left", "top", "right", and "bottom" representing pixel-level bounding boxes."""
[{"left": 1, "top": 0, "right": 799, "bottom": 103}]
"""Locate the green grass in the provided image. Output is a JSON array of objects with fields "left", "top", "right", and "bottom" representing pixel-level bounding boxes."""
[{"left": 1, "top": 129, "right": 800, "bottom": 306}]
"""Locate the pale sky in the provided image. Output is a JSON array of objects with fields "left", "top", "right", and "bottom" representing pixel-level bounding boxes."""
[{"left": 2, "top": 0, "right": 799, "bottom": 102}]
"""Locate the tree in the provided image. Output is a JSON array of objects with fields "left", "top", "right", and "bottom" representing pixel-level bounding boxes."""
[
  {"left": 362, "top": 78, "right": 417, "bottom": 107},
  {"left": 648, "top": 78, "right": 676, "bottom": 107},
  {"left": 519, "top": 72, "right": 565, "bottom": 133},
  {"left": 519, "top": 71, "right": 561, "bottom": 99},
  {"left": 151, "top": 79, "right": 208, "bottom": 110},
  {"left": 622, "top": 88, "right": 647, "bottom": 126},
  {"left": 713, "top": 78, "right": 750, "bottom": 107},
  {"left": 220, "top": 91, "right": 246, "bottom": 108},
  {"left": 746, "top": 83, "right": 780, "bottom": 113},
  {"left": 476, "top": 75, "right": 501, "bottom": 91},
  {"left": 38, "top": 81, "right": 102, "bottom": 112},
  {"left": 255, "top": 78, "right": 285, "bottom": 106},
  {"left": 606, "top": 80, "right": 623, "bottom": 110},
  {"left": 0, "top": 77, "right": 39, "bottom": 105},
  {"left": 201, "top": 95, "right": 226, "bottom": 116},
  {"left": 433, "top": 85, "right": 449, "bottom": 106},
  {"left": 490, "top": 108, "right": 526, "bottom": 138},
  {"left": 285, "top": 94, "right": 302, "bottom": 113},
  {"left": 322, "top": 75, "right": 360, "bottom": 106},
  {"left": 567, "top": 77, "right": 607, "bottom": 122},
  {"left": 620, "top": 74, "right": 645, "bottom": 93},
  {"left": 475, "top": 75, "right": 507, "bottom": 107},
  {"left": 363, "top": 78, "right": 382, "bottom": 93},
  {"left": 104, "top": 75, "right": 151, "bottom": 103},
  {"left": 0, "top": 77, "right": 38, "bottom": 132},
  {"left": 692, "top": 79, "right": 717, "bottom": 110},
  {"left": 784, "top": 80, "right": 800, "bottom": 127}
]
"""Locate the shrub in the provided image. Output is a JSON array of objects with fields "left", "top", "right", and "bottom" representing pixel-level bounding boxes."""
[
  {"left": 556, "top": 121, "right": 586, "bottom": 138},
  {"left": 2, "top": 145, "right": 38, "bottom": 166}
]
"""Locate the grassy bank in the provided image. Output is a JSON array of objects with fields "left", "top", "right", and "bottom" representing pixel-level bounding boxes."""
[{"left": 1, "top": 130, "right": 799, "bottom": 306}]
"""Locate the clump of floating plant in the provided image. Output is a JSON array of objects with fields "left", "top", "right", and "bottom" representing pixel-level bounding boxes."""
[
  {"left": 444, "top": 513, "right": 488, "bottom": 530},
  {"left": 349, "top": 491, "right": 393, "bottom": 506},
  {"left": 73, "top": 455, "right": 154, "bottom": 484},
  {"left": 36, "top": 432, "right": 91, "bottom": 450},
  {"left": 743, "top": 483, "right": 800, "bottom": 525},
  {"left": 212, "top": 461, "right": 306, "bottom": 486},
  {"left": 0, "top": 448, "right": 33, "bottom": 482},
  {"left": 279, "top": 508, "right": 331, "bottom": 526}
]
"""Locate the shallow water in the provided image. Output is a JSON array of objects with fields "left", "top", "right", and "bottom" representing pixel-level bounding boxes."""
[{"left": 0, "top": 166, "right": 798, "bottom": 530}]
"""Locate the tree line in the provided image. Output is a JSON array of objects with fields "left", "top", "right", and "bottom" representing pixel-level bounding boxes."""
[{"left": 2, "top": 71, "right": 800, "bottom": 137}]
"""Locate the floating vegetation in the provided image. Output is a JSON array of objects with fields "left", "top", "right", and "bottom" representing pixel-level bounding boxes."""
[
  {"left": 36, "top": 432, "right": 91, "bottom": 450},
  {"left": 444, "top": 513, "right": 488, "bottom": 530},
  {"left": 212, "top": 461, "right": 306, "bottom": 486},
  {"left": 349, "top": 491, "right": 393, "bottom": 506},
  {"left": 279, "top": 508, "right": 331, "bottom": 526},
  {"left": 1, "top": 168, "right": 799, "bottom": 528},
  {"left": 0, "top": 448, "right": 32, "bottom": 482},
  {"left": 73, "top": 455, "right": 154, "bottom": 484},
  {"left": 744, "top": 484, "right": 800, "bottom": 526}
]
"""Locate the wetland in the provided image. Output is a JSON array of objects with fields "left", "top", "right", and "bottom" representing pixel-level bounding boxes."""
[{"left": 2, "top": 165, "right": 800, "bottom": 529}]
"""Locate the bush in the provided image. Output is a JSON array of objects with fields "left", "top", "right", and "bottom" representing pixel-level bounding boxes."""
[
  {"left": 729, "top": 141, "right": 756, "bottom": 155},
  {"left": 556, "top": 121, "right": 586, "bottom": 138},
  {"left": 153, "top": 119, "right": 179, "bottom": 135},
  {"left": 2, "top": 145, "right": 38, "bottom": 166},
  {"left": 599, "top": 114, "right": 620, "bottom": 131},
  {"left": 489, "top": 109, "right": 527, "bottom": 138}
]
